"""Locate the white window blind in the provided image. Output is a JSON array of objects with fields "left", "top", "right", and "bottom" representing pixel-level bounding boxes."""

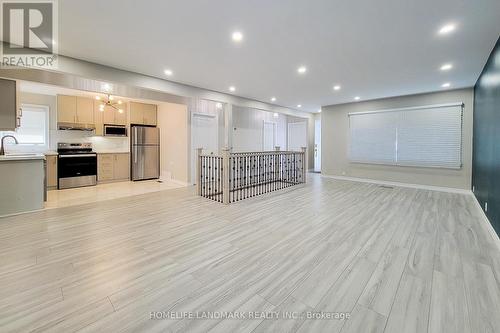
[{"left": 349, "top": 103, "right": 463, "bottom": 169}]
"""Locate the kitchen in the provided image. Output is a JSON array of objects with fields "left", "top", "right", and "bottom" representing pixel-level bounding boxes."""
[{"left": 0, "top": 79, "right": 189, "bottom": 216}]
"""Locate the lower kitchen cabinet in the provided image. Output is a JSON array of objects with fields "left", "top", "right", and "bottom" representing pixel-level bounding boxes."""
[
  {"left": 98, "top": 153, "right": 130, "bottom": 183},
  {"left": 46, "top": 155, "right": 58, "bottom": 189}
]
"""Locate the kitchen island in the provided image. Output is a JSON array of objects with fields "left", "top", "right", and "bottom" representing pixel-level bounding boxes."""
[{"left": 0, "top": 154, "right": 45, "bottom": 217}]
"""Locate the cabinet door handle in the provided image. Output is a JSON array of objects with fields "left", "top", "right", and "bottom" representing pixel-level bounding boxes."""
[
  {"left": 18, "top": 107, "right": 22, "bottom": 117},
  {"left": 16, "top": 117, "right": 21, "bottom": 128}
]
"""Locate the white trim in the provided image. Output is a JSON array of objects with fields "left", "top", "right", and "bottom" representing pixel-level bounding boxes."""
[
  {"left": 348, "top": 102, "right": 464, "bottom": 116},
  {"left": 262, "top": 120, "right": 277, "bottom": 151},
  {"left": 470, "top": 194, "right": 500, "bottom": 252},
  {"left": 321, "top": 174, "right": 471, "bottom": 194},
  {"left": 287, "top": 121, "right": 307, "bottom": 151}
]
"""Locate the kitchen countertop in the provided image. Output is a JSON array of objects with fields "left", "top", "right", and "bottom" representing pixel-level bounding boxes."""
[
  {"left": 44, "top": 151, "right": 58, "bottom": 156},
  {"left": 0, "top": 154, "right": 46, "bottom": 162},
  {"left": 96, "top": 151, "right": 130, "bottom": 154}
]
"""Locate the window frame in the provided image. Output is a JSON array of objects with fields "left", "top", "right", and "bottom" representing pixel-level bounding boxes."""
[
  {"left": 0, "top": 104, "right": 50, "bottom": 151},
  {"left": 348, "top": 102, "right": 464, "bottom": 170}
]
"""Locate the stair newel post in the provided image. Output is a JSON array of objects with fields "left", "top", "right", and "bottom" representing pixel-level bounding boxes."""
[
  {"left": 196, "top": 147, "right": 203, "bottom": 195},
  {"left": 301, "top": 147, "right": 307, "bottom": 183},
  {"left": 222, "top": 147, "right": 230, "bottom": 204}
]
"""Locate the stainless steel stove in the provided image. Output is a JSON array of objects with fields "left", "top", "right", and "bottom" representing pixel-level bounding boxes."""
[{"left": 57, "top": 143, "right": 97, "bottom": 189}]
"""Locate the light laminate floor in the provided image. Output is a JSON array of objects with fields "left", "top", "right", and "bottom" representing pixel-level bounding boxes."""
[
  {"left": 1, "top": 174, "right": 500, "bottom": 333},
  {"left": 45, "top": 179, "right": 186, "bottom": 209}
]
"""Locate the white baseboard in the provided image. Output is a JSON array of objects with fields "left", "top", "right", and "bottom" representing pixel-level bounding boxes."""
[
  {"left": 321, "top": 174, "right": 471, "bottom": 195},
  {"left": 470, "top": 193, "right": 500, "bottom": 252},
  {"left": 159, "top": 177, "right": 191, "bottom": 187}
]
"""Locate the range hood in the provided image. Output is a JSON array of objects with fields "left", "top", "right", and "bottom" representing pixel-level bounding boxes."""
[{"left": 58, "top": 122, "right": 96, "bottom": 131}]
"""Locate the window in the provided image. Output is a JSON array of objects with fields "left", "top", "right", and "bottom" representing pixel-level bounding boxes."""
[
  {"left": 0, "top": 104, "right": 49, "bottom": 150},
  {"left": 349, "top": 103, "right": 463, "bottom": 169}
]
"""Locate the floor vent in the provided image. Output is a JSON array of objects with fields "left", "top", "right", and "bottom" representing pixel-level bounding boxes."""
[{"left": 379, "top": 185, "right": 394, "bottom": 189}]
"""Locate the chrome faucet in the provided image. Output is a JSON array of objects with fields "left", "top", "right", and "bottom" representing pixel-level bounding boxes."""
[{"left": 0, "top": 135, "right": 19, "bottom": 155}]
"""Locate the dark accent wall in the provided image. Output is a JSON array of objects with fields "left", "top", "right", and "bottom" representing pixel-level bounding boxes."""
[{"left": 472, "top": 36, "right": 500, "bottom": 235}]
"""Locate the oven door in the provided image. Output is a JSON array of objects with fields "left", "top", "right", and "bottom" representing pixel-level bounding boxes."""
[{"left": 58, "top": 154, "right": 97, "bottom": 189}]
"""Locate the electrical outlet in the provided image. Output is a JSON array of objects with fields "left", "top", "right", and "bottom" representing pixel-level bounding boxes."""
[{"left": 485, "top": 202, "right": 488, "bottom": 212}]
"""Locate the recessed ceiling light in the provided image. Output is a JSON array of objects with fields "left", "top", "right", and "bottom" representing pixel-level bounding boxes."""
[
  {"left": 232, "top": 31, "right": 243, "bottom": 42},
  {"left": 164, "top": 69, "right": 173, "bottom": 76},
  {"left": 271, "top": 97, "right": 276, "bottom": 102},
  {"left": 229, "top": 86, "right": 236, "bottom": 92},
  {"left": 441, "top": 82, "right": 451, "bottom": 88},
  {"left": 354, "top": 96, "right": 361, "bottom": 101},
  {"left": 440, "top": 63, "right": 453, "bottom": 71},
  {"left": 95, "top": 96, "right": 101, "bottom": 100},
  {"left": 297, "top": 66, "right": 307, "bottom": 74},
  {"left": 333, "top": 85, "right": 341, "bottom": 91},
  {"left": 318, "top": 109, "right": 322, "bottom": 113},
  {"left": 273, "top": 113, "right": 279, "bottom": 118},
  {"left": 102, "top": 83, "right": 111, "bottom": 92},
  {"left": 216, "top": 102, "right": 223, "bottom": 109},
  {"left": 438, "top": 24, "right": 456, "bottom": 35},
  {"left": 297, "top": 104, "right": 302, "bottom": 108}
]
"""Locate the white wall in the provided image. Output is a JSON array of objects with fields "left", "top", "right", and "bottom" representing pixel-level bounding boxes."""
[
  {"left": 157, "top": 102, "right": 189, "bottom": 184},
  {"left": 321, "top": 88, "right": 474, "bottom": 190},
  {"left": 232, "top": 106, "right": 287, "bottom": 152}
]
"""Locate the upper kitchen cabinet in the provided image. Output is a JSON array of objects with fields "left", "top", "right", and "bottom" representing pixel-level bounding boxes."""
[
  {"left": 76, "top": 97, "right": 94, "bottom": 124},
  {"left": 142, "top": 103, "right": 157, "bottom": 126},
  {"left": 57, "top": 95, "right": 94, "bottom": 125},
  {"left": 57, "top": 95, "right": 77, "bottom": 123},
  {"left": 0, "top": 78, "right": 21, "bottom": 131},
  {"left": 103, "top": 102, "right": 128, "bottom": 126},
  {"left": 130, "top": 102, "right": 157, "bottom": 126}
]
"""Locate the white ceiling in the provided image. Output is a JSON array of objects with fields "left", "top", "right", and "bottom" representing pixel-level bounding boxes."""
[{"left": 57, "top": 0, "right": 500, "bottom": 112}]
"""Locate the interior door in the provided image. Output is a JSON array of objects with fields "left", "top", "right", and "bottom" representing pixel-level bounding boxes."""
[
  {"left": 314, "top": 118, "right": 321, "bottom": 172},
  {"left": 262, "top": 121, "right": 276, "bottom": 151},
  {"left": 191, "top": 113, "right": 218, "bottom": 183},
  {"left": 288, "top": 122, "right": 307, "bottom": 151}
]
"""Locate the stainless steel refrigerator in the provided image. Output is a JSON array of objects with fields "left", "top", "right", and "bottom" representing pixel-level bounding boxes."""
[{"left": 131, "top": 126, "right": 160, "bottom": 181}]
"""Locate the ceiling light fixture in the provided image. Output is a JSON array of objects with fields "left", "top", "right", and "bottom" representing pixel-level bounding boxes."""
[
  {"left": 440, "top": 63, "right": 453, "bottom": 71},
  {"left": 164, "top": 69, "right": 173, "bottom": 76},
  {"left": 297, "top": 66, "right": 307, "bottom": 74},
  {"left": 438, "top": 24, "right": 456, "bottom": 35},
  {"left": 232, "top": 31, "right": 243, "bottom": 42},
  {"left": 271, "top": 97, "right": 276, "bottom": 102},
  {"left": 102, "top": 83, "right": 111, "bottom": 92},
  {"left": 441, "top": 82, "right": 451, "bottom": 88},
  {"left": 333, "top": 85, "right": 341, "bottom": 91},
  {"left": 354, "top": 96, "right": 361, "bottom": 101},
  {"left": 96, "top": 94, "right": 124, "bottom": 113},
  {"left": 229, "top": 86, "right": 236, "bottom": 92}
]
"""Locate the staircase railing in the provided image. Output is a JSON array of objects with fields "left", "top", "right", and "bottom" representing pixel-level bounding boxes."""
[{"left": 197, "top": 147, "right": 306, "bottom": 204}]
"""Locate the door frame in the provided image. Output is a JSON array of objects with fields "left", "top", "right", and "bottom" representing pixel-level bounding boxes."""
[
  {"left": 262, "top": 120, "right": 277, "bottom": 151},
  {"left": 191, "top": 112, "right": 219, "bottom": 184},
  {"left": 287, "top": 121, "right": 307, "bottom": 151}
]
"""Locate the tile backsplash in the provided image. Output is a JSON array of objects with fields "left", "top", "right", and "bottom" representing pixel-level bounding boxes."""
[{"left": 49, "top": 130, "right": 129, "bottom": 152}]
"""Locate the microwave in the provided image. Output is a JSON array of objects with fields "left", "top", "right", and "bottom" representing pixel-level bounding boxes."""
[{"left": 104, "top": 125, "right": 127, "bottom": 137}]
